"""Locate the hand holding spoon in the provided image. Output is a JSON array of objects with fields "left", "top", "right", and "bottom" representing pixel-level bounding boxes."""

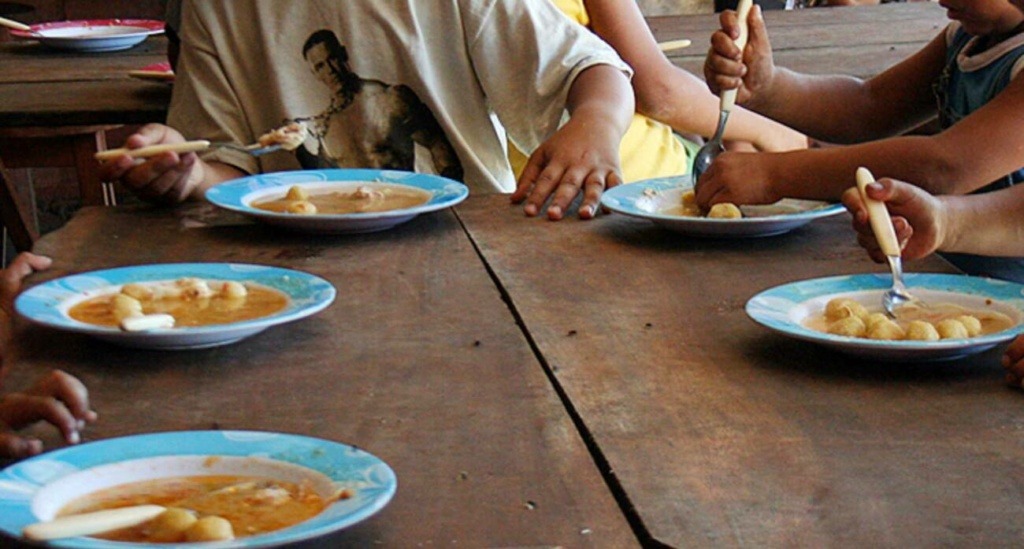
[
  {"left": 690, "top": 0, "right": 754, "bottom": 184},
  {"left": 855, "top": 167, "right": 925, "bottom": 318}
]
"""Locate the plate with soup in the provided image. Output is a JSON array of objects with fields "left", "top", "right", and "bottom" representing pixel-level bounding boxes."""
[
  {"left": 15, "top": 263, "right": 335, "bottom": 350},
  {"left": 746, "top": 273, "right": 1024, "bottom": 361},
  {"left": 600, "top": 175, "right": 844, "bottom": 237},
  {"left": 205, "top": 168, "right": 469, "bottom": 234},
  {"left": 0, "top": 430, "right": 396, "bottom": 548}
]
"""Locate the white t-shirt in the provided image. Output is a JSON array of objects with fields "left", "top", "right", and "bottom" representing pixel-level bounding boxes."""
[{"left": 169, "top": 0, "right": 631, "bottom": 192}]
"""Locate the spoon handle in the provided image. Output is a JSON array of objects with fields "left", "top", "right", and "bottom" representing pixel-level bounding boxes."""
[
  {"left": 720, "top": 0, "right": 754, "bottom": 113},
  {"left": 0, "top": 16, "right": 31, "bottom": 32},
  {"left": 855, "top": 167, "right": 901, "bottom": 257},
  {"left": 95, "top": 140, "right": 212, "bottom": 161}
]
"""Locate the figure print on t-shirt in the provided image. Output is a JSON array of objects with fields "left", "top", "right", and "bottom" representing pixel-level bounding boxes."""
[{"left": 292, "top": 29, "right": 464, "bottom": 181}]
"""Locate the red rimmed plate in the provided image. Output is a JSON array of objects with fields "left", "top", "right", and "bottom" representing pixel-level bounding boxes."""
[
  {"left": 11, "top": 19, "right": 164, "bottom": 52},
  {"left": 128, "top": 61, "right": 175, "bottom": 83}
]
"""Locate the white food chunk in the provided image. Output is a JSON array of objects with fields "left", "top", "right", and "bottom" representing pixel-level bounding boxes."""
[{"left": 120, "top": 313, "right": 175, "bottom": 332}]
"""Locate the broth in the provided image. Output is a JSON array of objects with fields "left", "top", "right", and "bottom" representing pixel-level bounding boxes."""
[
  {"left": 805, "top": 299, "right": 1016, "bottom": 340},
  {"left": 58, "top": 475, "right": 330, "bottom": 542},
  {"left": 68, "top": 280, "right": 288, "bottom": 328},
  {"left": 254, "top": 184, "right": 430, "bottom": 215}
]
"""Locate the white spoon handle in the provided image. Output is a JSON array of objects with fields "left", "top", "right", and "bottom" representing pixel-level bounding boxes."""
[
  {"left": 721, "top": 0, "right": 754, "bottom": 113},
  {"left": 23, "top": 505, "right": 166, "bottom": 541},
  {"left": 0, "top": 16, "right": 31, "bottom": 32},
  {"left": 95, "top": 140, "right": 212, "bottom": 161},
  {"left": 855, "top": 167, "right": 901, "bottom": 257}
]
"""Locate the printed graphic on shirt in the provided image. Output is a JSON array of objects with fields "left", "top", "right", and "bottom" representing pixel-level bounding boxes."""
[{"left": 292, "top": 30, "right": 464, "bottom": 181}]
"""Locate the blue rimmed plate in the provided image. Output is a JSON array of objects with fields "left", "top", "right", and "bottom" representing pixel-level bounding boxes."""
[
  {"left": 0, "top": 430, "right": 396, "bottom": 548},
  {"left": 600, "top": 176, "right": 844, "bottom": 237},
  {"left": 14, "top": 263, "right": 335, "bottom": 350},
  {"left": 205, "top": 169, "right": 469, "bottom": 234},
  {"left": 746, "top": 273, "right": 1024, "bottom": 361}
]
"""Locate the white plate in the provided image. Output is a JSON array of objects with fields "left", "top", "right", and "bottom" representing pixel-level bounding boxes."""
[
  {"left": 205, "top": 169, "right": 469, "bottom": 234},
  {"left": 746, "top": 273, "right": 1024, "bottom": 361},
  {"left": 15, "top": 263, "right": 335, "bottom": 350},
  {"left": 0, "top": 431, "right": 396, "bottom": 548},
  {"left": 11, "top": 19, "right": 164, "bottom": 52},
  {"left": 600, "top": 176, "right": 844, "bottom": 237}
]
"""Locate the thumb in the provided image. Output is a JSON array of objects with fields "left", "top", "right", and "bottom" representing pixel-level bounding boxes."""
[{"left": 746, "top": 5, "right": 770, "bottom": 53}]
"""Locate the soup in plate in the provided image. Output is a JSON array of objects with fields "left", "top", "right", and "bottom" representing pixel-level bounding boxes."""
[
  {"left": 56, "top": 475, "right": 347, "bottom": 543},
  {"left": 252, "top": 184, "right": 431, "bottom": 215},
  {"left": 805, "top": 297, "right": 1017, "bottom": 341},
  {"left": 658, "top": 189, "right": 742, "bottom": 219},
  {"left": 68, "top": 278, "right": 288, "bottom": 330}
]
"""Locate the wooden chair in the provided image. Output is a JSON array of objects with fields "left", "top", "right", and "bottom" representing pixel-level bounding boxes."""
[
  {"left": 0, "top": 157, "right": 39, "bottom": 254},
  {"left": 0, "top": 125, "right": 120, "bottom": 208}
]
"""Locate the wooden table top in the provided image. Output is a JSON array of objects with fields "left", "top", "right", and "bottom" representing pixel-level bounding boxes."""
[
  {"left": 456, "top": 194, "right": 1024, "bottom": 547},
  {"left": 649, "top": 1, "right": 948, "bottom": 79},
  {"left": 0, "top": 36, "right": 170, "bottom": 127},
  {"left": 3, "top": 202, "right": 636, "bottom": 547},
  {"left": 0, "top": 2, "right": 947, "bottom": 130},
  {"left": 6, "top": 193, "right": 1024, "bottom": 546}
]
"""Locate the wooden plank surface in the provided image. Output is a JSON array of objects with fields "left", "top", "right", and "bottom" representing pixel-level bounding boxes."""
[
  {"left": 650, "top": 2, "right": 948, "bottom": 79},
  {"left": 2, "top": 204, "right": 638, "bottom": 547},
  {"left": 457, "top": 194, "right": 1024, "bottom": 547},
  {"left": 0, "top": 37, "right": 169, "bottom": 126}
]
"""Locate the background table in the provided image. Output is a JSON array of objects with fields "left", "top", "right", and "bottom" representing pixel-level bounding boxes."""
[
  {"left": 0, "top": 36, "right": 170, "bottom": 252},
  {"left": 649, "top": 1, "right": 948, "bottom": 78}
]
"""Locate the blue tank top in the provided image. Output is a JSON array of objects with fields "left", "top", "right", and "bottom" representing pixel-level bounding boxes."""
[
  {"left": 933, "top": 23, "right": 1024, "bottom": 191},
  {"left": 933, "top": 24, "right": 1024, "bottom": 282}
]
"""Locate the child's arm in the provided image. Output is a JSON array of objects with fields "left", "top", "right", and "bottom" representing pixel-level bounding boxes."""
[
  {"left": 696, "top": 63, "right": 1024, "bottom": 209},
  {"left": 704, "top": 5, "right": 944, "bottom": 143},
  {"left": 98, "top": 123, "right": 246, "bottom": 206},
  {"left": 0, "top": 370, "right": 97, "bottom": 459},
  {"left": 586, "top": 0, "right": 805, "bottom": 152},
  {"left": 511, "top": 64, "right": 634, "bottom": 220}
]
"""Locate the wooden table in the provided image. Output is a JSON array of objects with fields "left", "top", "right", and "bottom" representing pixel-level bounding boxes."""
[
  {"left": 6, "top": 194, "right": 1024, "bottom": 546},
  {"left": 0, "top": 35, "right": 171, "bottom": 248},
  {"left": 0, "top": 37, "right": 170, "bottom": 127},
  {"left": 648, "top": 1, "right": 948, "bottom": 79},
  {"left": 3, "top": 202, "right": 636, "bottom": 547},
  {"left": 456, "top": 195, "right": 1024, "bottom": 547}
]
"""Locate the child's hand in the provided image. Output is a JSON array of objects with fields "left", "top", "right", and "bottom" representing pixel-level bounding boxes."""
[
  {"left": 0, "top": 252, "right": 51, "bottom": 316},
  {"left": 1002, "top": 336, "right": 1024, "bottom": 387},
  {"left": 511, "top": 114, "right": 624, "bottom": 221},
  {"left": 0, "top": 370, "right": 97, "bottom": 459},
  {"left": 693, "top": 151, "right": 779, "bottom": 209},
  {"left": 703, "top": 5, "right": 776, "bottom": 108},
  {"left": 97, "top": 123, "right": 205, "bottom": 206},
  {"left": 840, "top": 178, "right": 945, "bottom": 263}
]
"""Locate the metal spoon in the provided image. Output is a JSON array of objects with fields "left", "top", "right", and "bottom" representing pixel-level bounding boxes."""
[
  {"left": 854, "top": 167, "right": 924, "bottom": 318},
  {"left": 691, "top": 0, "right": 754, "bottom": 184}
]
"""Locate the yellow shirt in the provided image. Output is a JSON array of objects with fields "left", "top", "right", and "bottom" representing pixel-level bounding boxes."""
[{"left": 510, "top": 0, "right": 692, "bottom": 182}]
